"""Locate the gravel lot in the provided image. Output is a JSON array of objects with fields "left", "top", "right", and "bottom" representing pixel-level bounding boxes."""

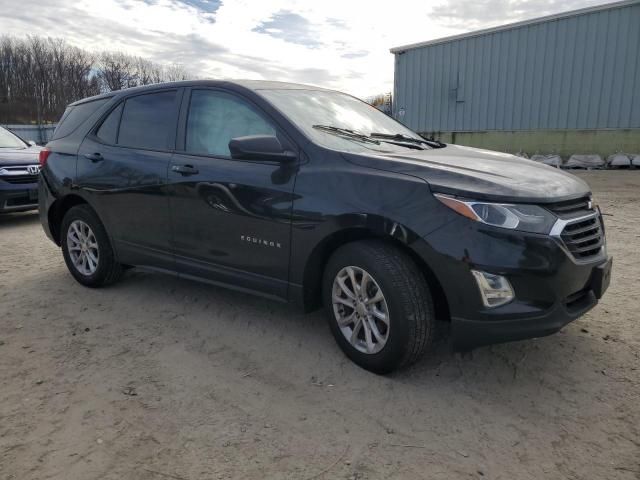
[{"left": 1, "top": 171, "right": 638, "bottom": 480}]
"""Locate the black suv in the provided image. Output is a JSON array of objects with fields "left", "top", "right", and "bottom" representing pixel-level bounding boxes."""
[
  {"left": 39, "top": 80, "right": 612, "bottom": 373},
  {"left": 0, "top": 126, "right": 43, "bottom": 213}
]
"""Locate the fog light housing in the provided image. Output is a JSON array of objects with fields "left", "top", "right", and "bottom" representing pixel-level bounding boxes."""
[{"left": 471, "top": 270, "right": 514, "bottom": 308}]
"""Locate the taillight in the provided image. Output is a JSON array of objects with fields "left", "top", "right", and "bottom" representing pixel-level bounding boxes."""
[{"left": 39, "top": 147, "right": 51, "bottom": 167}]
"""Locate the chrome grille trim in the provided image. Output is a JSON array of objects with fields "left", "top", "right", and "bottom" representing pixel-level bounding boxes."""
[
  {"left": 550, "top": 212, "right": 605, "bottom": 261},
  {"left": 0, "top": 165, "right": 40, "bottom": 176},
  {"left": 0, "top": 165, "right": 40, "bottom": 184}
]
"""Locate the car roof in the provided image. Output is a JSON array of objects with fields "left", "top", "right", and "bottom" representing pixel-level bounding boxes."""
[{"left": 69, "top": 79, "right": 334, "bottom": 106}]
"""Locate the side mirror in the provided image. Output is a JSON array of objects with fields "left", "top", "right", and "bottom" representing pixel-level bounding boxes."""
[
  {"left": 229, "top": 135, "right": 296, "bottom": 162},
  {"left": 28, "top": 140, "right": 36, "bottom": 146}
]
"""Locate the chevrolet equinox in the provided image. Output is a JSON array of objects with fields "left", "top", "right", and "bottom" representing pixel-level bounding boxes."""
[{"left": 39, "top": 80, "right": 612, "bottom": 373}]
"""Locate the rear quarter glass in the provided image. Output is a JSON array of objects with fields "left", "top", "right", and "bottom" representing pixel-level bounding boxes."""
[
  {"left": 96, "top": 103, "right": 124, "bottom": 144},
  {"left": 52, "top": 98, "right": 110, "bottom": 141}
]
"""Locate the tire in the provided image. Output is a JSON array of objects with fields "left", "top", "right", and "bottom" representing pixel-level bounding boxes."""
[
  {"left": 322, "top": 240, "right": 434, "bottom": 374},
  {"left": 60, "top": 204, "right": 123, "bottom": 287}
]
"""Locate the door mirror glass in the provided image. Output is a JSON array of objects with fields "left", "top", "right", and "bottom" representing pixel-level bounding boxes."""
[
  {"left": 28, "top": 140, "right": 36, "bottom": 146},
  {"left": 229, "top": 135, "right": 296, "bottom": 162}
]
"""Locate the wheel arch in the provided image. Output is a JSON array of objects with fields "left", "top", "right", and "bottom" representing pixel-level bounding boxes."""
[
  {"left": 48, "top": 194, "right": 90, "bottom": 245},
  {"left": 299, "top": 222, "right": 451, "bottom": 323}
]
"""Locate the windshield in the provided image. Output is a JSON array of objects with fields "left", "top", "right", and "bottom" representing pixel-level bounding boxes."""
[
  {"left": 257, "top": 89, "right": 427, "bottom": 154},
  {"left": 0, "top": 127, "right": 27, "bottom": 149}
]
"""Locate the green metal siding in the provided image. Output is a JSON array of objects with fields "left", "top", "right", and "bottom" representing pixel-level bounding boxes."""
[{"left": 393, "top": 1, "right": 640, "bottom": 133}]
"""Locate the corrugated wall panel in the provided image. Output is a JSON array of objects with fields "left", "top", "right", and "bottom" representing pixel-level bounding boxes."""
[
  {"left": 393, "top": 1, "right": 640, "bottom": 132},
  {"left": 622, "top": 6, "right": 640, "bottom": 127}
]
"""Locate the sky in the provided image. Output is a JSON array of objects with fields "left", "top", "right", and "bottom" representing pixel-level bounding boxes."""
[{"left": 0, "top": 0, "right": 620, "bottom": 97}]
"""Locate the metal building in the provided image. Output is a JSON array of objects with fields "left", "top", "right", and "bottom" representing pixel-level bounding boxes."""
[{"left": 390, "top": 0, "right": 640, "bottom": 157}]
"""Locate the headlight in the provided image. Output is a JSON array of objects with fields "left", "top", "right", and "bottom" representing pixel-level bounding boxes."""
[{"left": 434, "top": 194, "right": 556, "bottom": 234}]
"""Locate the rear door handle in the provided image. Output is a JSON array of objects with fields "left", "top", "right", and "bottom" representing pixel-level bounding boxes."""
[
  {"left": 84, "top": 152, "right": 104, "bottom": 162},
  {"left": 172, "top": 164, "right": 199, "bottom": 175}
]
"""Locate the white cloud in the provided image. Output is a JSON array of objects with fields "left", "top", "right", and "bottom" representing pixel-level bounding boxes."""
[{"left": 0, "top": 0, "right": 619, "bottom": 97}]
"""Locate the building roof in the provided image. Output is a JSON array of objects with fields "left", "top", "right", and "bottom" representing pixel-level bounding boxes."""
[{"left": 390, "top": 0, "right": 638, "bottom": 53}]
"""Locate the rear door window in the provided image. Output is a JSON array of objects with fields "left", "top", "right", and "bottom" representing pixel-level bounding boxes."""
[
  {"left": 118, "top": 91, "right": 177, "bottom": 150},
  {"left": 52, "top": 98, "right": 110, "bottom": 140},
  {"left": 96, "top": 103, "right": 123, "bottom": 144}
]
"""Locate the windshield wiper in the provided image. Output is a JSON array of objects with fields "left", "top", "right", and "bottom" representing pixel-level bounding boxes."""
[
  {"left": 312, "top": 125, "right": 380, "bottom": 144},
  {"left": 370, "top": 132, "right": 446, "bottom": 149},
  {"left": 312, "top": 125, "right": 439, "bottom": 150}
]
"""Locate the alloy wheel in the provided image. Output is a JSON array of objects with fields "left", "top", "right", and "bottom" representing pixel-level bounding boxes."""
[
  {"left": 331, "top": 266, "right": 390, "bottom": 354},
  {"left": 67, "top": 220, "right": 99, "bottom": 276}
]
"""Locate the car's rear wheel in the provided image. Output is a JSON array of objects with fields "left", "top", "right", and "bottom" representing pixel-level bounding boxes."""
[
  {"left": 322, "top": 240, "right": 434, "bottom": 374},
  {"left": 61, "top": 204, "right": 123, "bottom": 287}
]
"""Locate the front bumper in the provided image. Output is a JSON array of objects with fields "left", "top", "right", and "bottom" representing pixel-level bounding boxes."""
[
  {"left": 416, "top": 216, "right": 611, "bottom": 349},
  {"left": 452, "top": 258, "right": 611, "bottom": 348},
  {"left": 0, "top": 181, "right": 38, "bottom": 212}
]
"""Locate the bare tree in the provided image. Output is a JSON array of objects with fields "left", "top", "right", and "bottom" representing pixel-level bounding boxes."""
[
  {"left": 162, "top": 63, "right": 190, "bottom": 82},
  {"left": 0, "top": 34, "right": 193, "bottom": 124},
  {"left": 97, "top": 51, "right": 137, "bottom": 91},
  {"left": 96, "top": 52, "right": 193, "bottom": 91}
]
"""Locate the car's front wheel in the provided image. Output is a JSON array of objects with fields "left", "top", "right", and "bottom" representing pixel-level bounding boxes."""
[
  {"left": 322, "top": 240, "right": 434, "bottom": 374},
  {"left": 61, "top": 204, "right": 123, "bottom": 287}
]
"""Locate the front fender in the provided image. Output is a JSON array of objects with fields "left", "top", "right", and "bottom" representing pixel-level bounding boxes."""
[{"left": 288, "top": 151, "right": 455, "bottom": 308}]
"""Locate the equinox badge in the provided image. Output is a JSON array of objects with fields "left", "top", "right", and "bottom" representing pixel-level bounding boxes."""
[{"left": 241, "top": 235, "right": 282, "bottom": 249}]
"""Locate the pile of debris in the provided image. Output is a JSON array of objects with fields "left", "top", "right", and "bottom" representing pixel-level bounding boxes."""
[{"left": 520, "top": 152, "right": 640, "bottom": 169}]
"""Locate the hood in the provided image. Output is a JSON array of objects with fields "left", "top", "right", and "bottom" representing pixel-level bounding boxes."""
[
  {"left": 344, "top": 144, "right": 590, "bottom": 203},
  {"left": 0, "top": 145, "right": 43, "bottom": 166}
]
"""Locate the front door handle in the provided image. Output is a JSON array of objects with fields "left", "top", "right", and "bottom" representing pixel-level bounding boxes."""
[
  {"left": 172, "top": 164, "right": 199, "bottom": 175},
  {"left": 84, "top": 152, "right": 104, "bottom": 162}
]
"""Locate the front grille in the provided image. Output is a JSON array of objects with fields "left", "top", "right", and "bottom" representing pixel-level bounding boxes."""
[
  {"left": 560, "top": 215, "right": 604, "bottom": 260},
  {"left": 6, "top": 196, "right": 37, "bottom": 207},
  {"left": 1, "top": 174, "right": 38, "bottom": 184},
  {"left": 546, "top": 196, "right": 592, "bottom": 216},
  {"left": 0, "top": 165, "right": 40, "bottom": 185}
]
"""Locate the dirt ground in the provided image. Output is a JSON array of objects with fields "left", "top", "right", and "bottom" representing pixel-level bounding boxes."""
[{"left": 1, "top": 171, "right": 638, "bottom": 480}]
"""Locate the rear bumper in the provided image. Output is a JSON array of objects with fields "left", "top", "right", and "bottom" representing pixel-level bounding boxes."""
[
  {"left": 0, "top": 181, "right": 38, "bottom": 212},
  {"left": 38, "top": 174, "right": 56, "bottom": 242}
]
